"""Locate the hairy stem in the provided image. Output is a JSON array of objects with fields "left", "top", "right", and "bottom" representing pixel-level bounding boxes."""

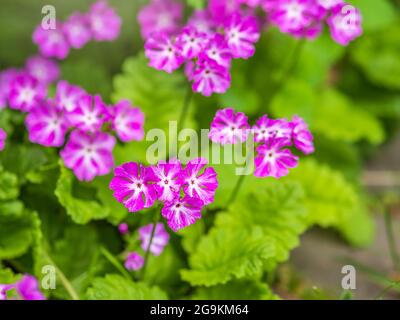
[
  {"left": 141, "top": 211, "right": 160, "bottom": 279},
  {"left": 384, "top": 207, "right": 400, "bottom": 271}
]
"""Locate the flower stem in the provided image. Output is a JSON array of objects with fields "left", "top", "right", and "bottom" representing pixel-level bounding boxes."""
[
  {"left": 141, "top": 211, "right": 160, "bottom": 279},
  {"left": 384, "top": 207, "right": 400, "bottom": 271},
  {"left": 178, "top": 83, "right": 194, "bottom": 133},
  {"left": 227, "top": 174, "right": 246, "bottom": 206},
  {"left": 100, "top": 246, "right": 132, "bottom": 280}
]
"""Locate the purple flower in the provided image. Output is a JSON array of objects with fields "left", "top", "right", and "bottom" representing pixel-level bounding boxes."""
[
  {"left": 138, "top": 0, "right": 183, "bottom": 39},
  {"left": 176, "top": 27, "right": 208, "bottom": 60},
  {"left": 208, "top": 0, "right": 241, "bottom": 25},
  {"left": 61, "top": 130, "right": 116, "bottom": 181},
  {"left": 138, "top": 223, "right": 170, "bottom": 256},
  {"left": 0, "top": 284, "right": 13, "bottom": 300},
  {"left": 63, "top": 12, "right": 92, "bottom": 49},
  {"left": 88, "top": 0, "right": 121, "bottom": 41},
  {"left": 327, "top": 3, "right": 362, "bottom": 46},
  {"left": 252, "top": 115, "right": 292, "bottom": 143},
  {"left": 224, "top": 13, "right": 260, "bottom": 59},
  {"left": 25, "top": 100, "right": 69, "bottom": 147},
  {"left": 204, "top": 34, "right": 232, "bottom": 68},
  {"left": 66, "top": 94, "right": 108, "bottom": 133},
  {"left": 0, "top": 128, "right": 6, "bottom": 151},
  {"left": 118, "top": 223, "right": 129, "bottom": 234},
  {"left": 0, "top": 69, "right": 20, "bottom": 109},
  {"left": 111, "top": 100, "right": 145, "bottom": 143},
  {"left": 109, "top": 162, "right": 158, "bottom": 212},
  {"left": 15, "top": 275, "right": 46, "bottom": 300},
  {"left": 192, "top": 56, "right": 231, "bottom": 96},
  {"left": 25, "top": 55, "right": 60, "bottom": 85},
  {"left": 291, "top": 115, "right": 314, "bottom": 154},
  {"left": 187, "top": 9, "right": 216, "bottom": 34},
  {"left": 124, "top": 252, "right": 144, "bottom": 271},
  {"left": 55, "top": 80, "right": 86, "bottom": 112},
  {"left": 179, "top": 158, "right": 218, "bottom": 205},
  {"left": 32, "top": 22, "right": 70, "bottom": 60},
  {"left": 8, "top": 74, "right": 47, "bottom": 112},
  {"left": 151, "top": 161, "right": 182, "bottom": 202},
  {"left": 209, "top": 107, "right": 250, "bottom": 144},
  {"left": 254, "top": 138, "right": 299, "bottom": 179},
  {"left": 145, "top": 33, "right": 184, "bottom": 73},
  {"left": 316, "top": 0, "right": 343, "bottom": 10},
  {"left": 161, "top": 196, "right": 204, "bottom": 232}
]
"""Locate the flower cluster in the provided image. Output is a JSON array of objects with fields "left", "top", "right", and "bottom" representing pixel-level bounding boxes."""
[
  {"left": 209, "top": 108, "right": 314, "bottom": 178},
  {"left": 140, "top": 0, "right": 261, "bottom": 97},
  {"left": 0, "top": 275, "right": 45, "bottom": 301},
  {"left": 110, "top": 158, "right": 218, "bottom": 232},
  {"left": 33, "top": 0, "right": 121, "bottom": 60}
]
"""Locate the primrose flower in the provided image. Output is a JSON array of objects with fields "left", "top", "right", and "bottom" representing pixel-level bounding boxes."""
[
  {"left": 0, "top": 69, "right": 20, "bottom": 109},
  {"left": 61, "top": 130, "right": 116, "bottom": 181},
  {"left": 187, "top": 9, "right": 216, "bottom": 34},
  {"left": 25, "top": 100, "right": 69, "bottom": 147},
  {"left": 118, "top": 223, "right": 129, "bottom": 235},
  {"left": 254, "top": 138, "right": 299, "bottom": 179},
  {"left": 252, "top": 115, "right": 292, "bottom": 143},
  {"left": 111, "top": 100, "right": 145, "bottom": 143},
  {"left": 55, "top": 80, "right": 86, "bottom": 112},
  {"left": 32, "top": 22, "right": 70, "bottom": 60},
  {"left": 192, "top": 56, "right": 231, "bottom": 96},
  {"left": 291, "top": 115, "right": 314, "bottom": 154},
  {"left": 204, "top": 34, "right": 232, "bottom": 68},
  {"left": 8, "top": 74, "right": 47, "bottom": 112},
  {"left": 151, "top": 161, "right": 182, "bottom": 202},
  {"left": 0, "top": 128, "right": 6, "bottom": 151},
  {"left": 67, "top": 94, "right": 108, "bottom": 133},
  {"left": 224, "top": 13, "right": 260, "bottom": 59},
  {"left": 209, "top": 107, "right": 250, "bottom": 144},
  {"left": 88, "top": 0, "right": 121, "bottom": 41},
  {"left": 138, "top": 0, "right": 183, "bottom": 39},
  {"left": 208, "top": 0, "right": 241, "bottom": 25},
  {"left": 138, "top": 223, "right": 170, "bottom": 256},
  {"left": 327, "top": 3, "right": 362, "bottom": 46},
  {"left": 179, "top": 158, "right": 218, "bottom": 205},
  {"left": 176, "top": 27, "right": 208, "bottom": 60},
  {"left": 15, "top": 275, "right": 46, "bottom": 300},
  {"left": 25, "top": 55, "right": 60, "bottom": 85},
  {"left": 145, "top": 33, "right": 184, "bottom": 73},
  {"left": 63, "top": 12, "right": 92, "bottom": 49},
  {"left": 109, "top": 162, "right": 158, "bottom": 212},
  {"left": 0, "top": 284, "right": 13, "bottom": 300},
  {"left": 316, "top": 0, "right": 343, "bottom": 10},
  {"left": 124, "top": 252, "right": 144, "bottom": 271},
  {"left": 161, "top": 196, "right": 204, "bottom": 232}
]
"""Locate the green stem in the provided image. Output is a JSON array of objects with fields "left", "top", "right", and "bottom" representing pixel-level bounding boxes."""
[
  {"left": 178, "top": 83, "right": 194, "bottom": 133},
  {"left": 374, "top": 280, "right": 400, "bottom": 300},
  {"left": 141, "top": 211, "right": 160, "bottom": 279},
  {"left": 384, "top": 207, "right": 400, "bottom": 271},
  {"left": 227, "top": 174, "right": 246, "bottom": 206},
  {"left": 100, "top": 246, "right": 132, "bottom": 280}
]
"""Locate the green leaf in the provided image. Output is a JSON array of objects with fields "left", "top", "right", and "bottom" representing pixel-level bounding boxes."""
[
  {"left": 86, "top": 274, "right": 168, "bottom": 300},
  {"left": 0, "top": 167, "right": 19, "bottom": 200}
]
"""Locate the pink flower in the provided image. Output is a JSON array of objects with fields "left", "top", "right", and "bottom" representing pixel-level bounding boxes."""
[
  {"left": 179, "top": 158, "right": 218, "bottom": 205},
  {"left": 138, "top": 223, "right": 170, "bottom": 256},
  {"left": 316, "top": 0, "right": 343, "bottom": 10},
  {"left": 254, "top": 138, "right": 299, "bottom": 179},
  {"left": 176, "top": 27, "right": 208, "bottom": 60},
  {"left": 0, "top": 128, "right": 6, "bottom": 151},
  {"left": 252, "top": 115, "right": 292, "bottom": 143},
  {"left": 124, "top": 252, "right": 144, "bottom": 271},
  {"left": 145, "top": 33, "right": 184, "bottom": 73},
  {"left": 32, "top": 22, "right": 70, "bottom": 60},
  {"left": 327, "top": 3, "right": 362, "bottom": 46},
  {"left": 8, "top": 74, "right": 47, "bottom": 112},
  {"left": 111, "top": 100, "right": 145, "bottom": 143},
  {"left": 208, "top": 0, "right": 241, "bottom": 25},
  {"left": 291, "top": 115, "right": 314, "bottom": 154},
  {"left": 61, "top": 130, "right": 116, "bottom": 181},
  {"left": 138, "top": 0, "right": 183, "bottom": 39},
  {"left": 109, "top": 162, "right": 158, "bottom": 212},
  {"left": 25, "top": 55, "right": 60, "bottom": 85},
  {"left": 63, "top": 12, "right": 92, "bottom": 49},
  {"left": 204, "top": 34, "right": 232, "bottom": 68},
  {"left": 118, "top": 223, "right": 129, "bottom": 234},
  {"left": 0, "top": 284, "right": 13, "bottom": 300},
  {"left": 187, "top": 10, "right": 216, "bottom": 34},
  {"left": 25, "top": 100, "right": 68, "bottom": 147},
  {"left": 161, "top": 196, "right": 204, "bottom": 232},
  {"left": 88, "top": 0, "right": 121, "bottom": 41},
  {"left": 224, "top": 13, "right": 260, "bottom": 59},
  {"left": 15, "top": 275, "right": 46, "bottom": 300},
  {"left": 0, "top": 69, "right": 20, "bottom": 109},
  {"left": 192, "top": 56, "right": 231, "bottom": 96},
  {"left": 209, "top": 108, "right": 250, "bottom": 144},
  {"left": 151, "top": 161, "right": 182, "bottom": 202},
  {"left": 66, "top": 94, "right": 108, "bottom": 133},
  {"left": 55, "top": 80, "right": 86, "bottom": 112}
]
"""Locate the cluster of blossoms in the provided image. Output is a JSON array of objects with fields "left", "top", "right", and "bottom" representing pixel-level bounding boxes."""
[
  {"left": 0, "top": 275, "right": 45, "bottom": 301},
  {"left": 110, "top": 158, "right": 218, "bottom": 232},
  {"left": 33, "top": 0, "right": 121, "bottom": 60},
  {"left": 209, "top": 108, "right": 314, "bottom": 178},
  {"left": 140, "top": 0, "right": 362, "bottom": 97},
  {"left": 119, "top": 222, "right": 170, "bottom": 271}
]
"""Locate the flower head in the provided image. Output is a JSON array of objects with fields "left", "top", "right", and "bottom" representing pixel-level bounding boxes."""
[
  {"left": 26, "top": 99, "right": 69, "bottom": 147},
  {"left": 316, "top": 0, "right": 343, "bottom": 10},
  {"left": 187, "top": 9, "right": 216, "bottom": 34},
  {"left": 15, "top": 275, "right": 46, "bottom": 300},
  {"left": 118, "top": 223, "right": 129, "bottom": 235},
  {"left": 176, "top": 27, "right": 208, "bottom": 60},
  {"left": 209, "top": 107, "right": 250, "bottom": 144},
  {"left": 252, "top": 115, "right": 292, "bottom": 143},
  {"left": 208, "top": 0, "right": 241, "bottom": 25},
  {"left": 291, "top": 115, "right": 314, "bottom": 154},
  {"left": 151, "top": 161, "right": 182, "bottom": 202},
  {"left": 32, "top": 22, "right": 70, "bottom": 60},
  {"left": 63, "top": 12, "right": 92, "bottom": 49},
  {"left": 0, "top": 128, "right": 6, "bottom": 151},
  {"left": 138, "top": 223, "right": 170, "bottom": 256},
  {"left": 61, "top": 130, "right": 116, "bottom": 181},
  {"left": 25, "top": 55, "right": 60, "bottom": 85},
  {"left": 111, "top": 100, "right": 145, "bottom": 143},
  {"left": 0, "top": 69, "right": 20, "bottom": 109},
  {"left": 204, "top": 33, "right": 232, "bottom": 68},
  {"left": 88, "top": 0, "right": 121, "bottom": 41},
  {"left": 109, "top": 162, "right": 158, "bottom": 212},
  {"left": 124, "top": 252, "right": 144, "bottom": 271},
  {"left": 55, "top": 80, "right": 86, "bottom": 112}
]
